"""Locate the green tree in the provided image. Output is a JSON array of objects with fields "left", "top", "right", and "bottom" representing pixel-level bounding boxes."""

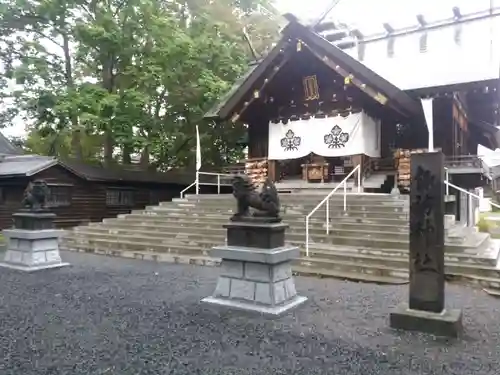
[
  {"left": 0, "top": 0, "right": 88, "bottom": 158},
  {"left": 0, "top": 0, "right": 280, "bottom": 169}
]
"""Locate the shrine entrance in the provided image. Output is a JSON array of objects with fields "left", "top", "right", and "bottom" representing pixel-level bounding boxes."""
[
  {"left": 268, "top": 111, "right": 379, "bottom": 184},
  {"left": 276, "top": 154, "right": 357, "bottom": 183}
]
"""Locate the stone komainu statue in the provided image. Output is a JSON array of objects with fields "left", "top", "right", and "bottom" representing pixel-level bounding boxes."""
[
  {"left": 21, "top": 180, "right": 49, "bottom": 210},
  {"left": 230, "top": 175, "right": 281, "bottom": 221}
]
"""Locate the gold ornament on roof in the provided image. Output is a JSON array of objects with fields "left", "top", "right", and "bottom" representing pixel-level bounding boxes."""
[
  {"left": 344, "top": 74, "right": 354, "bottom": 85},
  {"left": 303, "top": 75, "right": 320, "bottom": 101},
  {"left": 231, "top": 113, "right": 240, "bottom": 122}
]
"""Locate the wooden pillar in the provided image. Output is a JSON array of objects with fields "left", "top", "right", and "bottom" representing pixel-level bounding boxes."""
[
  {"left": 268, "top": 160, "right": 276, "bottom": 182},
  {"left": 351, "top": 154, "right": 363, "bottom": 184}
]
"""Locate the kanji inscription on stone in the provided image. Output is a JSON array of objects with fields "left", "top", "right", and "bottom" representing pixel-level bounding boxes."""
[{"left": 409, "top": 152, "right": 445, "bottom": 313}]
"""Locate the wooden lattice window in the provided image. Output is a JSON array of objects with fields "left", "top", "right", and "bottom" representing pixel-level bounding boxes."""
[
  {"left": 106, "top": 188, "right": 134, "bottom": 207},
  {"left": 46, "top": 185, "right": 72, "bottom": 207}
]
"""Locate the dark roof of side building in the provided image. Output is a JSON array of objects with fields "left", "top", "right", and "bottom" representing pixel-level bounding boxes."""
[
  {"left": 0, "top": 132, "right": 24, "bottom": 155},
  {"left": 0, "top": 132, "right": 207, "bottom": 185},
  {"left": 58, "top": 159, "right": 197, "bottom": 185},
  {"left": 0, "top": 154, "right": 197, "bottom": 185}
]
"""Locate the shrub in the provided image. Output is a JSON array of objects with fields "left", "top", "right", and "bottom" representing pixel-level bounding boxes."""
[{"left": 477, "top": 217, "right": 491, "bottom": 233}]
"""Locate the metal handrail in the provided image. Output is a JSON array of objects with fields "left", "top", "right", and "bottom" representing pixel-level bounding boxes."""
[
  {"left": 444, "top": 180, "right": 500, "bottom": 226},
  {"left": 180, "top": 171, "right": 234, "bottom": 198},
  {"left": 444, "top": 167, "right": 450, "bottom": 195},
  {"left": 305, "top": 164, "right": 361, "bottom": 256},
  {"left": 180, "top": 181, "right": 197, "bottom": 199}
]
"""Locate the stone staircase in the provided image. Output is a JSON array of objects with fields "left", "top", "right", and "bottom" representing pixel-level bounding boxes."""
[{"left": 60, "top": 193, "right": 500, "bottom": 294}]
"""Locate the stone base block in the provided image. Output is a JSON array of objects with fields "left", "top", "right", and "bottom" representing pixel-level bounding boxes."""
[
  {"left": 202, "top": 295, "right": 307, "bottom": 316},
  {"left": 0, "top": 229, "right": 69, "bottom": 272},
  {"left": 225, "top": 222, "right": 288, "bottom": 249},
  {"left": 390, "top": 303, "right": 462, "bottom": 337},
  {"left": 202, "top": 252, "right": 306, "bottom": 315}
]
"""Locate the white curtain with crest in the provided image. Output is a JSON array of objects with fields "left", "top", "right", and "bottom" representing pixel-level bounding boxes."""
[{"left": 267, "top": 112, "right": 381, "bottom": 160}]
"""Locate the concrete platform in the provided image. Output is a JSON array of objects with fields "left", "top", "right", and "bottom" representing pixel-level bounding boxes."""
[
  {"left": 202, "top": 295, "right": 307, "bottom": 316},
  {"left": 390, "top": 303, "right": 463, "bottom": 337},
  {"left": 0, "top": 261, "right": 70, "bottom": 272}
]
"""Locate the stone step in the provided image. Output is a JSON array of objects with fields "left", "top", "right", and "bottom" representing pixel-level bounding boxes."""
[
  {"left": 63, "top": 246, "right": 220, "bottom": 267},
  {"left": 151, "top": 204, "right": 409, "bottom": 215},
  {"left": 139, "top": 207, "right": 410, "bottom": 221},
  {"left": 61, "top": 240, "right": 410, "bottom": 285},
  {"left": 120, "top": 212, "right": 408, "bottom": 226},
  {"left": 291, "top": 265, "right": 409, "bottom": 284},
  {"left": 93, "top": 217, "right": 409, "bottom": 233},
  {"left": 88, "top": 220, "right": 378, "bottom": 237},
  {"left": 183, "top": 193, "right": 408, "bottom": 201},
  {"left": 126, "top": 211, "right": 408, "bottom": 225},
  {"left": 296, "top": 255, "right": 500, "bottom": 281},
  {"left": 72, "top": 225, "right": 410, "bottom": 243},
  {"left": 295, "top": 257, "right": 408, "bottom": 280},
  {"left": 62, "top": 237, "right": 212, "bottom": 257},
  {"left": 60, "top": 237, "right": 500, "bottom": 289},
  {"left": 306, "top": 245, "right": 498, "bottom": 267},
  {"left": 70, "top": 227, "right": 412, "bottom": 250},
  {"left": 82, "top": 219, "right": 489, "bottom": 252},
  {"left": 66, "top": 227, "right": 498, "bottom": 266},
  {"left": 172, "top": 198, "right": 409, "bottom": 208},
  {"left": 62, "top": 237, "right": 411, "bottom": 281},
  {"left": 83, "top": 216, "right": 489, "bottom": 252}
]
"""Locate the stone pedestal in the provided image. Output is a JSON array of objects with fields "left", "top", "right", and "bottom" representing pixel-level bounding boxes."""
[
  {"left": 390, "top": 303, "right": 462, "bottom": 338},
  {"left": 202, "top": 221, "right": 307, "bottom": 315},
  {"left": 0, "top": 210, "right": 69, "bottom": 271},
  {"left": 390, "top": 152, "right": 462, "bottom": 337}
]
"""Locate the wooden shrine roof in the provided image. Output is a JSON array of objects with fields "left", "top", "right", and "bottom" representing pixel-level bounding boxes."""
[
  {"left": 469, "top": 120, "right": 500, "bottom": 151},
  {"left": 204, "top": 15, "right": 423, "bottom": 122}
]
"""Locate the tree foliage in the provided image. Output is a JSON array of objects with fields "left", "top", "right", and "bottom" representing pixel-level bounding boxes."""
[{"left": 0, "top": 0, "right": 280, "bottom": 169}]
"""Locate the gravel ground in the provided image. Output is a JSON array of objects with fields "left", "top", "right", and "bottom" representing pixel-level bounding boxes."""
[{"left": 0, "top": 252, "right": 499, "bottom": 375}]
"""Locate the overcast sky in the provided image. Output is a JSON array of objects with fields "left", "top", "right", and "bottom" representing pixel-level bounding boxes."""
[
  {"left": 275, "top": 0, "right": 497, "bottom": 32},
  {"left": 2, "top": 0, "right": 497, "bottom": 138}
]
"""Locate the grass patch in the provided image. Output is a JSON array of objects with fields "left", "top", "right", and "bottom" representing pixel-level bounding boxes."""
[
  {"left": 477, "top": 217, "right": 492, "bottom": 233},
  {"left": 478, "top": 213, "right": 500, "bottom": 239}
]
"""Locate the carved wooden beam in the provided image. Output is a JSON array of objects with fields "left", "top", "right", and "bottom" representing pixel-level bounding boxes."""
[
  {"left": 300, "top": 40, "right": 389, "bottom": 106},
  {"left": 231, "top": 44, "right": 295, "bottom": 123}
]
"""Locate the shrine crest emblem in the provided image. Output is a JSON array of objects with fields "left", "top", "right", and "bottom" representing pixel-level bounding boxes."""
[
  {"left": 280, "top": 129, "right": 301, "bottom": 151},
  {"left": 324, "top": 125, "right": 349, "bottom": 148}
]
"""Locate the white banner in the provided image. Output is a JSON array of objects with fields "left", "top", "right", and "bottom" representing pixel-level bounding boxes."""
[
  {"left": 421, "top": 98, "right": 434, "bottom": 152},
  {"left": 268, "top": 120, "right": 312, "bottom": 160},
  {"left": 268, "top": 112, "right": 381, "bottom": 160}
]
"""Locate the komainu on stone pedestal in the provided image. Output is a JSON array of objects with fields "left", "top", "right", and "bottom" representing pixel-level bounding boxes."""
[
  {"left": 21, "top": 180, "right": 49, "bottom": 211},
  {"left": 230, "top": 175, "right": 281, "bottom": 222},
  {"left": 0, "top": 179, "right": 70, "bottom": 272},
  {"left": 202, "top": 175, "right": 306, "bottom": 315}
]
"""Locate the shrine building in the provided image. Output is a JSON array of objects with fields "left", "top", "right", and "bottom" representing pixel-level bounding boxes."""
[{"left": 205, "top": 8, "right": 500, "bottom": 192}]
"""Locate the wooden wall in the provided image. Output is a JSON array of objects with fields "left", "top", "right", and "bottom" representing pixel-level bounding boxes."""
[
  {"left": 433, "top": 98, "right": 454, "bottom": 156},
  {"left": 0, "top": 178, "right": 28, "bottom": 231},
  {"left": 247, "top": 108, "right": 269, "bottom": 159}
]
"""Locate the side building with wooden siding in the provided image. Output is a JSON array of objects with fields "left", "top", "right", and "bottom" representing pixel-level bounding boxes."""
[{"left": 0, "top": 154, "right": 226, "bottom": 230}]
